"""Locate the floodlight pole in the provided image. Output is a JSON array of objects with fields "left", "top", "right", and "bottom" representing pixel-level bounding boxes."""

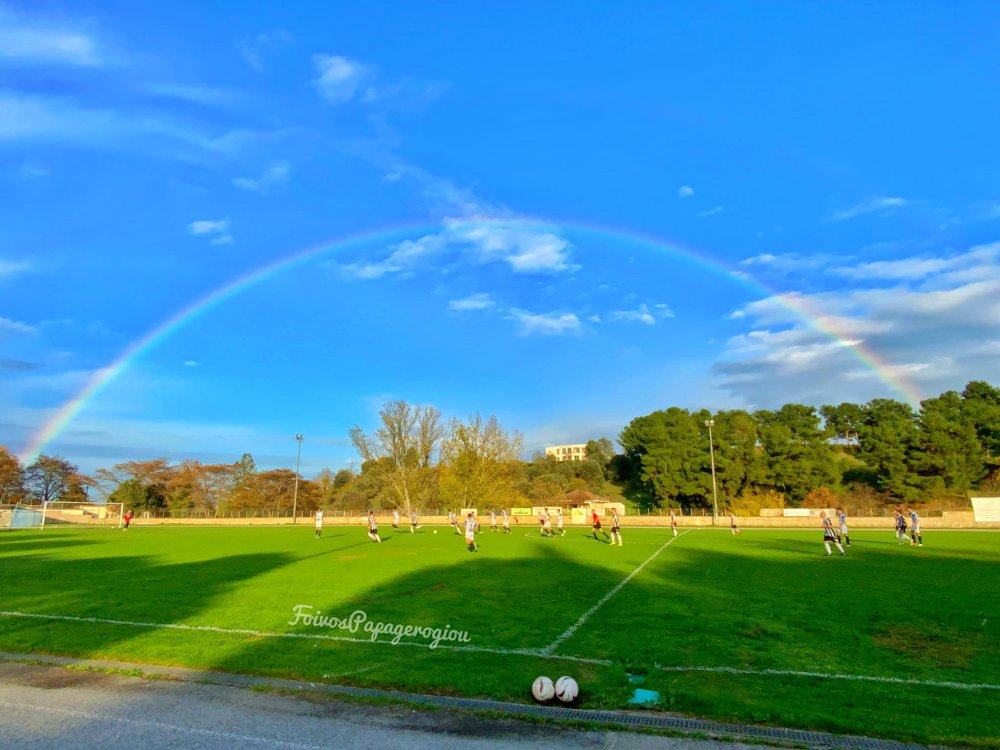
[
  {"left": 705, "top": 419, "right": 719, "bottom": 525},
  {"left": 293, "top": 434, "right": 304, "bottom": 524}
]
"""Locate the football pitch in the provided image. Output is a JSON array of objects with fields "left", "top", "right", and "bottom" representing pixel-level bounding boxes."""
[{"left": 1, "top": 524, "right": 997, "bottom": 747}]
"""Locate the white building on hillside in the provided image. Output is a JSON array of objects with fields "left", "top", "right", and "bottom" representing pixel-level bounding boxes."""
[{"left": 545, "top": 443, "right": 587, "bottom": 462}]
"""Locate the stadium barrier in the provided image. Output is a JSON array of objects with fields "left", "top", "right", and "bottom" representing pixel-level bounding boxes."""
[{"left": 114, "top": 510, "right": 998, "bottom": 528}]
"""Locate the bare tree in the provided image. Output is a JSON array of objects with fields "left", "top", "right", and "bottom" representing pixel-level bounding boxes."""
[
  {"left": 440, "top": 414, "right": 524, "bottom": 507},
  {"left": 349, "top": 400, "right": 443, "bottom": 514}
]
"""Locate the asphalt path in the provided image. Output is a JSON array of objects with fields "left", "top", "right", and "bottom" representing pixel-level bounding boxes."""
[{"left": 0, "top": 662, "right": 757, "bottom": 750}]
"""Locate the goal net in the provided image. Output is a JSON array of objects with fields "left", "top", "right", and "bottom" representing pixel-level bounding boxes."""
[{"left": 2, "top": 502, "right": 124, "bottom": 529}]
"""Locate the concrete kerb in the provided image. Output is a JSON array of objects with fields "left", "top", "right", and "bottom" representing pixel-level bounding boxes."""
[{"left": 0, "top": 651, "right": 929, "bottom": 750}]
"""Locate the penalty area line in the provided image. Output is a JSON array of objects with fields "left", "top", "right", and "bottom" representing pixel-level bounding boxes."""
[{"left": 541, "top": 529, "right": 690, "bottom": 656}]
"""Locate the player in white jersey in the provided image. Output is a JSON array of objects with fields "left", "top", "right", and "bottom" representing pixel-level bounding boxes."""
[
  {"left": 820, "top": 511, "right": 845, "bottom": 556},
  {"left": 542, "top": 508, "right": 554, "bottom": 537},
  {"left": 489, "top": 510, "right": 498, "bottom": 532},
  {"left": 409, "top": 511, "right": 419, "bottom": 533},
  {"left": 448, "top": 511, "right": 460, "bottom": 534},
  {"left": 557, "top": 508, "right": 565, "bottom": 536},
  {"left": 669, "top": 508, "right": 678, "bottom": 537},
  {"left": 392, "top": 509, "right": 400, "bottom": 532},
  {"left": 729, "top": 512, "right": 741, "bottom": 536},
  {"left": 501, "top": 509, "right": 511, "bottom": 534},
  {"left": 609, "top": 509, "right": 623, "bottom": 546},
  {"left": 464, "top": 512, "right": 478, "bottom": 552},
  {"left": 909, "top": 509, "right": 923, "bottom": 546},
  {"left": 366, "top": 511, "right": 382, "bottom": 543},
  {"left": 836, "top": 508, "right": 850, "bottom": 547},
  {"left": 314, "top": 510, "right": 324, "bottom": 539}
]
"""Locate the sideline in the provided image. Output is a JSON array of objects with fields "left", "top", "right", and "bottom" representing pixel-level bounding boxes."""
[{"left": 0, "top": 653, "right": 946, "bottom": 750}]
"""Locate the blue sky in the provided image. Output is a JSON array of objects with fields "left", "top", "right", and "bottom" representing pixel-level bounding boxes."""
[{"left": 2, "top": 1, "right": 999, "bottom": 476}]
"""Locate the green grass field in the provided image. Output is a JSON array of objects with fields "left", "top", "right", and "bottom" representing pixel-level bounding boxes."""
[{"left": 1, "top": 523, "right": 997, "bottom": 747}]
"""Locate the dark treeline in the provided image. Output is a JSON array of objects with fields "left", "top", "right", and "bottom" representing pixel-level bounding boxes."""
[
  {"left": 616, "top": 381, "right": 1000, "bottom": 511},
  {"left": 3, "top": 382, "right": 998, "bottom": 515}
]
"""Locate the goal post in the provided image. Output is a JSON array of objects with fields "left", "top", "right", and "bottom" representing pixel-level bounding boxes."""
[{"left": 2, "top": 501, "right": 126, "bottom": 529}]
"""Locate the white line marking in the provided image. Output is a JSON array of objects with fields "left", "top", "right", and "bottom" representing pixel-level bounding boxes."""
[
  {"left": 652, "top": 664, "right": 1000, "bottom": 692},
  {"left": 2, "top": 610, "right": 996, "bottom": 692},
  {"left": 541, "top": 530, "right": 689, "bottom": 655},
  {"left": 0, "top": 699, "right": 330, "bottom": 750}
]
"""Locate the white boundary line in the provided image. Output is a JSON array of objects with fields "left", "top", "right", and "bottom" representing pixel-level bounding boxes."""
[
  {"left": 1, "top": 610, "right": 996, "bottom": 692},
  {"left": 541, "top": 530, "right": 690, "bottom": 655}
]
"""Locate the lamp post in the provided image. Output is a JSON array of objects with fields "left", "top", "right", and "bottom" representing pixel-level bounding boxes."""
[
  {"left": 705, "top": 419, "right": 719, "bottom": 524},
  {"left": 292, "top": 434, "right": 304, "bottom": 524}
]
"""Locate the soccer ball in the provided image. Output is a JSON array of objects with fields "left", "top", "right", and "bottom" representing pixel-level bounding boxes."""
[
  {"left": 433, "top": 530, "right": 438, "bottom": 534},
  {"left": 531, "top": 675, "right": 555, "bottom": 702},
  {"left": 554, "top": 675, "right": 578, "bottom": 703}
]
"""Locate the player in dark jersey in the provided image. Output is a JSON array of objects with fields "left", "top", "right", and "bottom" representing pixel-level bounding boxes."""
[
  {"left": 592, "top": 509, "right": 609, "bottom": 541},
  {"left": 448, "top": 511, "right": 461, "bottom": 534},
  {"left": 895, "top": 510, "right": 908, "bottom": 544},
  {"left": 821, "top": 511, "right": 845, "bottom": 556}
]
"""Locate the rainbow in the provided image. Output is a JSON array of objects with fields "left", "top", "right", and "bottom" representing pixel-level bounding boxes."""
[{"left": 19, "top": 219, "right": 922, "bottom": 463}]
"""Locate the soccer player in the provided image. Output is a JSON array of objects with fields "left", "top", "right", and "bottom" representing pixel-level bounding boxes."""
[
  {"left": 366, "top": 510, "right": 382, "bottom": 543},
  {"left": 314, "top": 509, "right": 324, "bottom": 539},
  {"left": 895, "top": 509, "right": 908, "bottom": 544},
  {"left": 392, "top": 509, "right": 400, "bottom": 532},
  {"left": 489, "top": 510, "right": 498, "bottom": 532},
  {"left": 836, "top": 507, "right": 850, "bottom": 547},
  {"left": 592, "top": 509, "right": 609, "bottom": 541},
  {"left": 729, "top": 511, "right": 741, "bottom": 536},
  {"left": 909, "top": 508, "right": 923, "bottom": 547},
  {"left": 542, "top": 508, "right": 554, "bottom": 538},
  {"left": 502, "top": 509, "right": 511, "bottom": 534},
  {"left": 557, "top": 508, "right": 565, "bottom": 536},
  {"left": 609, "top": 509, "right": 623, "bottom": 547},
  {"left": 448, "top": 511, "right": 460, "bottom": 534},
  {"left": 122, "top": 509, "right": 133, "bottom": 530},
  {"left": 669, "top": 508, "right": 678, "bottom": 538},
  {"left": 464, "top": 512, "right": 478, "bottom": 552},
  {"left": 409, "top": 510, "right": 419, "bottom": 534},
  {"left": 821, "top": 511, "right": 846, "bottom": 556}
]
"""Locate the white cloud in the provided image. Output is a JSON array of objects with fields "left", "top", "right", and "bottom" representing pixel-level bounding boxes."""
[
  {"left": 654, "top": 303, "right": 675, "bottom": 318},
  {"left": 587, "top": 315, "right": 602, "bottom": 323},
  {"left": 448, "top": 293, "right": 495, "bottom": 311},
  {"left": 508, "top": 310, "right": 581, "bottom": 336},
  {"left": 232, "top": 161, "right": 291, "bottom": 194},
  {"left": 188, "top": 219, "right": 228, "bottom": 235},
  {"left": 143, "top": 83, "right": 236, "bottom": 107},
  {"left": 183, "top": 360, "right": 198, "bottom": 367},
  {"left": 210, "top": 235, "right": 235, "bottom": 246},
  {"left": 0, "top": 9, "right": 103, "bottom": 67},
  {"left": 678, "top": 185, "right": 694, "bottom": 198},
  {"left": 238, "top": 29, "right": 292, "bottom": 71},
  {"left": 828, "top": 196, "right": 907, "bottom": 222},
  {"left": 696, "top": 205, "right": 724, "bottom": 218},
  {"left": 717, "top": 243, "right": 1000, "bottom": 405},
  {"left": 610, "top": 304, "right": 656, "bottom": 325},
  {"left": 0, "top": 259, "right": 31, "bottom": 277},
  {"left": 0, "top": 316, "right": 37, "bottom": 336},
  {"left": 313, "top": 54, "right": 368, "bottom": 104}
]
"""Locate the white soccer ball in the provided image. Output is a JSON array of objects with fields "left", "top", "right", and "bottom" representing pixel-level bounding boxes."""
[
  {"left": 531, "top": 675, "right": 555, "bottom": 702},
  {"left": 555, "top": 675, "right": 578, "bottom": 703},
  {"left": 433, "top": 529, "right": 438, "bottom": 534}
]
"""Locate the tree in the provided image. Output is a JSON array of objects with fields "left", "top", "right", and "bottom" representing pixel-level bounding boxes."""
[
  {"left": 961, "top": 381, "right": 1000, "bottom": 458},
  {"left": 912, "top": 391, "right": 986, "bottom": 493},
  {"left": 584, "top": 438, "right": 616, "bottom": 478},
  {"left": 856, "top": 399, "right": 921, "bottom": 499},
  {"left": 0, "top": 446, "right": 25, "bottom": 503},
  {"left": 349, "top": 400, "right": 443, "bottom": 514},
  {"left": 233, "top": 453, "right": 257, "bottom": 491},
  {"left": 440, "top": 414, "right": 523, "bottom": 507},
  {"left": 820, "top": 402, "right": 864, "bottom": 446},
  {"left": 619, "top": 408, "right": 707, "bottom": 507},
  {"left": 109, "top": 478, "right": 167, "bottom": 511},
  {"left": 754, "top": 405, "right": 838, "bottom": 504},
  {"left": 24, "top": 455, "right": 78, "bottom": 503}
]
